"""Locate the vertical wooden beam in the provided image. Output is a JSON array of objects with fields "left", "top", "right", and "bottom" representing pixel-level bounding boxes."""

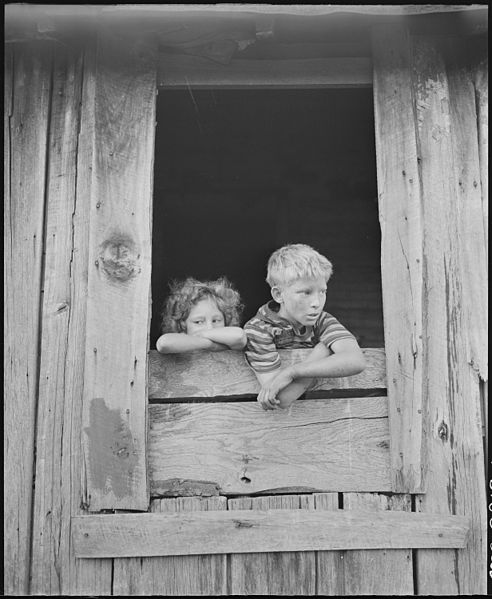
[
  {"left": 29, "top": 43, "right": 83, "bottom": 595},
  {"left": 29, "top": 43, "right": 112, "bottom": 595},
  {"left": 342, "top": 493, "right": 414, "bottom": 595},
  {"left": 4, "top": 43, "right": 52, "bottom": 596},
  {"left": 228, "top": 495, "right": 316, "bottom": 595},
  {"left": 371, "top": 25, "right": 424, "bottom": 493},
  {"left": 412, "top": 36, "right": 486, "bottom": 595},
  {"left": 73, "top": 44, "right": 114, "bottom": 596},
  {"left": 81, "top": 30, "right": 157, "bottom": 511},
  {"left": 112, "top": 497, "right": 228, "bottom": 596},
  {"left": 473, "top": 51, "right": 488, "bottom": 258},
  {"left": 314, "top": 493, "right": 344, "bottom": 596}
]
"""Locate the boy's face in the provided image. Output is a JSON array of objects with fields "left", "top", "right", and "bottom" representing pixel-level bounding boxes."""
[{"left": 272, "top": 276, "right": 327, "bottom": 329}]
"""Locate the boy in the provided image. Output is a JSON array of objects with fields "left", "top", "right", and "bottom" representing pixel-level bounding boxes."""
[{"left": 244, "top": 244, "right": 365, "bottom": 410}]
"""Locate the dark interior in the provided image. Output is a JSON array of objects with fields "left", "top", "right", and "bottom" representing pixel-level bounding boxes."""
[{"left": 151, "top": 88, "right": 384, "bottom": 348}]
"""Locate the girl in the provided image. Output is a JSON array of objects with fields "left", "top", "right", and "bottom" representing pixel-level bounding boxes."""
[{"left": 156, "top": 277, "right": 247, "bottom": 354}]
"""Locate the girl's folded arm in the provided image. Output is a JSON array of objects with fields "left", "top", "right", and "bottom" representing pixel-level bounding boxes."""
[
  {"left": 156, "top": 333, "right": 217, "bottom": 354},
  {"left": 197, "top": 327, "right": 247, "bottom": 350}
]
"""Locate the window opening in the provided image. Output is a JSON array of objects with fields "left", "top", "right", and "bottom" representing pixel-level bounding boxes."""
[{"left": 151, "top": 89, "right": 383, "bottom": 349}]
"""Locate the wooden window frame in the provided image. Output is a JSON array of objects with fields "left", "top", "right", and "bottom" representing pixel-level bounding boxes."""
[{"left": 80, "top": 24, "right": 425, "bottom": 514}]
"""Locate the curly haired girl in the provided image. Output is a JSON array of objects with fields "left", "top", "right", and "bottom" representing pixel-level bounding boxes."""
[{"left": 156, "top": 277, "right": 247, "bottom": 354}]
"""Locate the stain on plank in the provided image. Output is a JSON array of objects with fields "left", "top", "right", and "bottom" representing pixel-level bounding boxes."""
[{"left": 84, "top": 398, "right": 139, "bottom": 500}]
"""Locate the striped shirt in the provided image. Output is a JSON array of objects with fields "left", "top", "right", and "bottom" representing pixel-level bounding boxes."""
[{"left": 244, "top": 301, "right": 356, "bottom": 373}]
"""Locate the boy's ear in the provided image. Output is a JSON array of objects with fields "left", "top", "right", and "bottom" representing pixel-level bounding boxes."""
[{"left": 271, "top": 286, "right": 283, "bottom": 303}]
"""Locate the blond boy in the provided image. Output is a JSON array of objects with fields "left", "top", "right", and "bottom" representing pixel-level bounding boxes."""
[{"left": 244, "top": 244, "right": 365, "bottom": 410}]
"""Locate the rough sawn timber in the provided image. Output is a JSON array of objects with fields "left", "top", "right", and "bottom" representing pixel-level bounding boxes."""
[
  {"left": 4, "top": 42, "right": 51, "bottom": 596},
  {"left": 72, "top": 510, "right": 469, "bottom": 558},
  {"left": 412, "top": 35, "right": 487, "bottom": 595},
  {"left": 81, "top": 31, "right": 157, "bottom": 511},
  {"left": 148, "top": 347, "right": 386, "bottom": 399},
  {"left": 149, "top": 397, "right": 390, "bottom": 496},
  {"left": 342, "top": 493, "right": 414, "bottom": 595},
  {"left": 113, "top": 497, "right": 227, "bottom": 596},
  {"left": 371, "top": 24, "right": 424, "bottom": 494},
  {"left": 158, "top": 55, "right": 372, "bottom": 88},
  {"left": 228, "top": 495, "right": 316, "bottom": 595}
]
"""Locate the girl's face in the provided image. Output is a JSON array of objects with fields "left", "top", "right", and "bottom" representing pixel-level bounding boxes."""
[{"left": 184, "top": 297, "right": 225, "bottom": 335}]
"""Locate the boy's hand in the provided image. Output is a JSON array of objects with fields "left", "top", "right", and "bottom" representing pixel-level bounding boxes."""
[{"left": 257, "top": 367, "right": 295, "bottom": 410}]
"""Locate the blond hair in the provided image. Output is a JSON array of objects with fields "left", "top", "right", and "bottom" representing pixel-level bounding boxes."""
[
  {"left": 266, "top": 244, "right": 333, "bottom": 288},
  {"left": 161, "top": 277, "right": 243, "bottom": 333}
]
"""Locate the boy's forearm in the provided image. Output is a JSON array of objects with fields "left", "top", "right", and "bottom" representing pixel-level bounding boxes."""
[{"left": 290, "top": 350, "right": 366, "bottom": 379}]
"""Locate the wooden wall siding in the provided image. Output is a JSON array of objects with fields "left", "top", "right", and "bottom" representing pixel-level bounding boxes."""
[
  {"left": 158, "top": 54, "right": 372, "bottom": 88},
  {"left": 113, "top": 497, "right": 228, "bottom": 596},
  {"left": 341, "top": 493, "right": 414, "bottom": 595},
  {"left": 4, "top": 43, "right": 52, "bottom": 596},
  {"left": 371, "top": 25, "right": 424, "bottom": 494},
  {"left": 149, "top": 347, "right": 386, "bottom": 399},
  {"left": 228, "top": 495, "right": 316, "bottom": 595},
  {"left": 29, "top": 45, "right": 84, "bottom": 595},
  {"left": 149, "top": 397, "right": 390, "bottom": 496},
  {"left": 474, "top": 52, "right": 488, "bottom": 258},
  {"left": 27, "top": 44, "right": 112, "bottom": 596},
  {"left": 81, "top": 32, "right": 157, "bottom": 511},
  {"left": 412, "top": 36, "right": 487, "bottom": 595}
]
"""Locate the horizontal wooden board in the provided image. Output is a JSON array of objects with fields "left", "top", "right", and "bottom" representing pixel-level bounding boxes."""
[
  {"left": 148, "top": 347, "right": 386, "bottom": 400},
  {"left": 72, "top": 510, "right": 469, "bottom": 558},
  {"left": 149, "top": 397, "right": 390, "bottom": 495},
  {"left": 158, "top": 56, "right": 372, "bottom": 88}
]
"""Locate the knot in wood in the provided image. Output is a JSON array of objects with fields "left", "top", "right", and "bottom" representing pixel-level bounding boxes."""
[
  {"left": 98, "top": 235, "right": 139, "bottom": 283},
  {"left": 437, "top": 420, "right": 449, "bottom": 442},
  {"left": 233, "top": 519, "right": 254, "bottom": 529}
]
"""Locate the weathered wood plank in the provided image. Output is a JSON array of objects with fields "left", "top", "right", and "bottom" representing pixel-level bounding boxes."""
[
  {"left": 148, "top": 347, "right": 386, "bottom": 399},
  {"left": 149, "top": 397, "right": 390, "bottom": 496},
  {"left": 4, "top": 42, "right": 52, "bottom": 596},
  {"left": 113, "top": 497, "right": 227, "bottom": 596},
  {"left": 81, "top": 31, "right": 157, "bottom": 510},
  {"left": 412, "top": 36, "right": 487, "bottom": 595},
  {"left": 71, "top": 45, "right": 113, "bottom": 596},
  {"left": 29, "top": 44, "right": 85, "bottom": 596},
  {"left": 228, "top": 495, "right": 316, "bottom": 595},
  {"left": 371, "top": 24, "right": 424, "bottom": 493},
  {"left": 72, "top": 510, "right": 469, "bottom": 558},
  {"left": 313, "top": 493, "right": 344, "bottom": 596},
  {"left": 342, "top": 493, "right": 414, "bottom": 595},
  {"left": 474, "top": 51, "right": 488, "bottom": 257},
  {"left": 158, "top": 55, "right": 372, "bottom": 88}
]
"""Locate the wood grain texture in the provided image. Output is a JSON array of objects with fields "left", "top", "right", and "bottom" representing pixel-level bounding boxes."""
[
  {"left": 27, "top": 43, "right": 112, "bottom": 596},
  {"left": 148, "top": 347, "right": 386, "bottom": 399},
  {"left": 4, "top": 42, "right": 52, "bottom": 596},
  {"left": 149, "top": 397, "right": 390, "bottom": 496},
  {"left": 158, "top": 55, "right": 372, "bottom": 88},
  {"left": 29, "top": 44, "right": 85, "bottom": 596},
  {"left": 342, "top": 493, "right": 414, "bottom": 595},
  {"left": 371, "top": 24, "right": 424, "bottom": 493},
  {"left": 412, "top": 36, "right": 487, "bottom": 595},
  {"left": 314, "top": 493, "right": 344, "bottom": 596},
  {"left": 228, "top": 495, "right": 316, "bottom": 595},
  {"left": 474, "top": 51, "right": 488, "bottom": 258},
  {"left": 71, "top": 45, "right": 113, "bottom": 596},
  {"left": 81, "top": 31, "right": 157, "bottom": 510},
  {"left": 113, "top": 497, "right": 227, "bottom": 596},
  {"left": 72, "top": 510, "right": 469, "bottom": 558}
]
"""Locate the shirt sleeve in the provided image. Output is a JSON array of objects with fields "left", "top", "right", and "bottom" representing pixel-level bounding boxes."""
[
  {"left": 316, "top": 312, "right": 356, "bottom": 349},
  {"left": 244, "top": 319, "right": 282, "bottom": 373}
]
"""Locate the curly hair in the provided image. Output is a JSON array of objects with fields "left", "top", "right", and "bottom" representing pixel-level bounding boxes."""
[{"left": 161, "top": 277, "right": 244, "bottom": 333}]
